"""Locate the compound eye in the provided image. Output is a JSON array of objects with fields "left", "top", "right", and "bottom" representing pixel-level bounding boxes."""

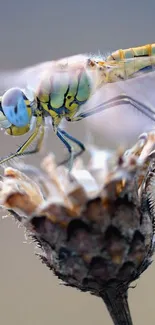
[{"left": 2, "top": 87, "right": 31, "bottom": 127}]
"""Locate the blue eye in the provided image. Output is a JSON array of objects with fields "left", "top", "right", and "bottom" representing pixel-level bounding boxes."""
[{"left": 2, "top": 88, "right": 31, "bottom": 127}]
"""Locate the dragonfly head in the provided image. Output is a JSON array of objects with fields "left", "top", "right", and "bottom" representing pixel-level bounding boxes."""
[{"left": 1, "top": 87, "right": 33, "bottom": 128}]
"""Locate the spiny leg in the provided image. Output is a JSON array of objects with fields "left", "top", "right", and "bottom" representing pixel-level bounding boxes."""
[
  {"left": 18, "top": 124, "right": 44, "bottom": 157},
  {"left": 0, "top": 117, "right": 44, "bottom": 165},
  {"left": 57, "top": 94, "right": 151, "bottom": 168},
  {"left": 59, "top": 128, "right": 85, "bottom": 160},
  {"left": 56, "top": 127, "right": 85, "bottom": 170},
  {"left": 71, "top": 94, "right": 155, "bottom": 122}
]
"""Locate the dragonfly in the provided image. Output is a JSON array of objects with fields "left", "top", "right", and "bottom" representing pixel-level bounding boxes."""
[{"left": 0, "top": 43, "right": 155, "bottom": 169}]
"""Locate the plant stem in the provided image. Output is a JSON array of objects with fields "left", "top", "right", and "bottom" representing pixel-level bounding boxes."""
[{"left": 101, "top": 286, "right": 133, "bottom": 325}]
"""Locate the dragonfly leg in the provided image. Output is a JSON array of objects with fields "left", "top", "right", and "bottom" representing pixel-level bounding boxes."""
[
  {"left": 56, "top": 127, "right": 85, "bottom": 170},
  {"left": 71, "top": 94, "right": 155, "bottom": 122},
  {"left": 0, "top": 119, "right": 44, "bottom": 165},
  {"left": 17, "top": 124, "right": 45, "bottom": 157}
]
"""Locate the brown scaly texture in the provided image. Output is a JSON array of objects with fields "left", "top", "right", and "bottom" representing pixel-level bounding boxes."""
[{"left": 0, "top": 131, "right": 155, "bottom": 325}]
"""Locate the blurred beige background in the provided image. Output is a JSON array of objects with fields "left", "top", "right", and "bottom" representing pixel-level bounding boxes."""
[{"left": 0, "top": 0, "right": 155, "bottom": 324}]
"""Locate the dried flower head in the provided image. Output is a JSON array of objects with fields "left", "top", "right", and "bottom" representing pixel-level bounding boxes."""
[{"left": 1, "top": 131, "right": 155, "bottom": 325}]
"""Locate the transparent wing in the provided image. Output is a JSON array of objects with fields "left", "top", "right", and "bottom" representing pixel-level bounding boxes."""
[
  {"left": 0, "top": 61, "right": 55, "bottom": 93},
  {"left": 0, "top": 54, "right": 88, "bottom": 93},
  {"left": 79, "top": 62, "right": 155, "bottom": 147},
  {"left": 0, "top": 53, "right": 154, "bottom": 91}
]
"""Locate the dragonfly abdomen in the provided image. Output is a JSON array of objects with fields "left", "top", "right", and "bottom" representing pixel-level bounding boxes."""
[
  {"left": 107, "top": 43, "right": 155, "bottom": 61},
  {"left": 106, "top": 43, "right": 155, "bottom": 79}
]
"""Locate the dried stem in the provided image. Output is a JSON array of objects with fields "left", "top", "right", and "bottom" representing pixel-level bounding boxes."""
[{"left": 101, "top": 286, "right": 133, "bottom": 325}]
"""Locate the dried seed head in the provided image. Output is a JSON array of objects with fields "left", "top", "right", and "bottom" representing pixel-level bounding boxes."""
[{"left": 1, "top": 131, "right": 155, "bottom": 325}]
